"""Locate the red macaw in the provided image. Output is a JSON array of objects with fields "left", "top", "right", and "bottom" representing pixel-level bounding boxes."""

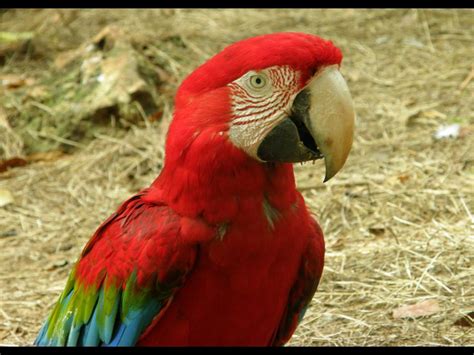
[{"left": 35, "top": 32, "right": 355, "bottom": 346}]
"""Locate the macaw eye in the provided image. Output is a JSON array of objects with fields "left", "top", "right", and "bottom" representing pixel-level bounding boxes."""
[{"left": 248, "top": 74, "right": 268, "bottom": 90}]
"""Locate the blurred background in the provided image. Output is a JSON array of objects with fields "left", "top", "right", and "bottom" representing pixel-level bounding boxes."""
[{"left": 0, "top": 9, "right": 472, "bottom": 345}]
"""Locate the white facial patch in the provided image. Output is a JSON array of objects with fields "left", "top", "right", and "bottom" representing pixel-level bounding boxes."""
[{"left": 228, "top": 66, "right": 301, "bottom": 159}]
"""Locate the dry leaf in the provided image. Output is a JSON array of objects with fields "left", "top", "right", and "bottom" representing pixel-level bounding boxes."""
[
  {"left": 0, "top": 188, "right": 14, "bottom": 207},
  {"left": 148, "top": 110, "right": 163, "bottom": 123},
  {"left": 453, "top": 312, "right": 473, "bottom": 327},
  {"left": 393, "top": 299, "right": 441, "bottom": 319},
  {"left": 0, "top": 157, "right": 28, "bottom": 172},
  {"left": 398, "top": 174, "right": 410, "bottom": 183},
  {"left": 368, "top": 226, "right": 386, "bottom": 236},
  {"left": 0, "top": 74, "right": 35, "bottom": 89},
  {"left": 26, "top": 150, "right": 65, "bottom": 163}
]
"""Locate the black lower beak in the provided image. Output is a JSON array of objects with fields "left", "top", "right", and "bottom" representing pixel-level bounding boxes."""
[{"left": 256, "top": 89, "right": 322, "bottom": 163}]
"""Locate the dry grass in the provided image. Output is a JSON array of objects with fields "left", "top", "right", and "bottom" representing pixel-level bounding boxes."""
[{"left": 0, "top": 9, "right": 473, "bottom": 346}]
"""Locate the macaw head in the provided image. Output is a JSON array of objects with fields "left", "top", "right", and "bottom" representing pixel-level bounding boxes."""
[{"left": 165, "top": 32, "right": 355, "bottom": 182}]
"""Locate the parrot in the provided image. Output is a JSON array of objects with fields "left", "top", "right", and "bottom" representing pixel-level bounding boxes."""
[{"left": 34, "top": 32, "right": 355, "bottom": 346}]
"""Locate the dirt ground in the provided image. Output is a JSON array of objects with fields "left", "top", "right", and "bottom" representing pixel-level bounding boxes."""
[{"left": 0, "top": 9, "right": 473, "bottom": 346}]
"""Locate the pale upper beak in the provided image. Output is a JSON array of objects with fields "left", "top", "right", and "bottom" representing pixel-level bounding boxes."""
[
  {"left": 304, "top": 65, "right": 355, "bottom": 181},
  {"left": 257, "top": 65, "right": 355, "bottom": 182}
]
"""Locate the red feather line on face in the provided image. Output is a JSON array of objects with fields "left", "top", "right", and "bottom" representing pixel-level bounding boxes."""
[
  {"left": 232, "top": 92, "right": 281, "bottom": 114},
  {"left": 229, "top": 66, "right": 299, "bottom": 127}
]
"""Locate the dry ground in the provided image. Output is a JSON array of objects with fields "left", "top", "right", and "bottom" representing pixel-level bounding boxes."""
[{"left": 0, "top": 9, "right": 473, "bottom": 346}]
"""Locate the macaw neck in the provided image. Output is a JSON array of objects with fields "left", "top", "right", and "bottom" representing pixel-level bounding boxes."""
[
  {"left": 147, "top": 154, "right": 299, "bottom": 225},
  {"left": 145, "top": 91, "right": 299, "bottom": 225}
]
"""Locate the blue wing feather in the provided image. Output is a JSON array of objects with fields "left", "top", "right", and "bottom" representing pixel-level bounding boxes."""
[
  {"left": 106, "top": 300, "right": 162, "bottom": 346},
  {"left": 79, "top": 300, "right": 101, "bottom": 346},
  {"left": 34, "top": 322, "right": 48, "bottom": 346}
]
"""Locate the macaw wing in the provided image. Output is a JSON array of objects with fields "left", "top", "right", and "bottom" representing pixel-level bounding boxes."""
[
  {"left": 35, "top": 192, "right": 198, "bottom": 346},
  {"left": 272, "top": 219, "right": 325, "bottom": 346}
]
